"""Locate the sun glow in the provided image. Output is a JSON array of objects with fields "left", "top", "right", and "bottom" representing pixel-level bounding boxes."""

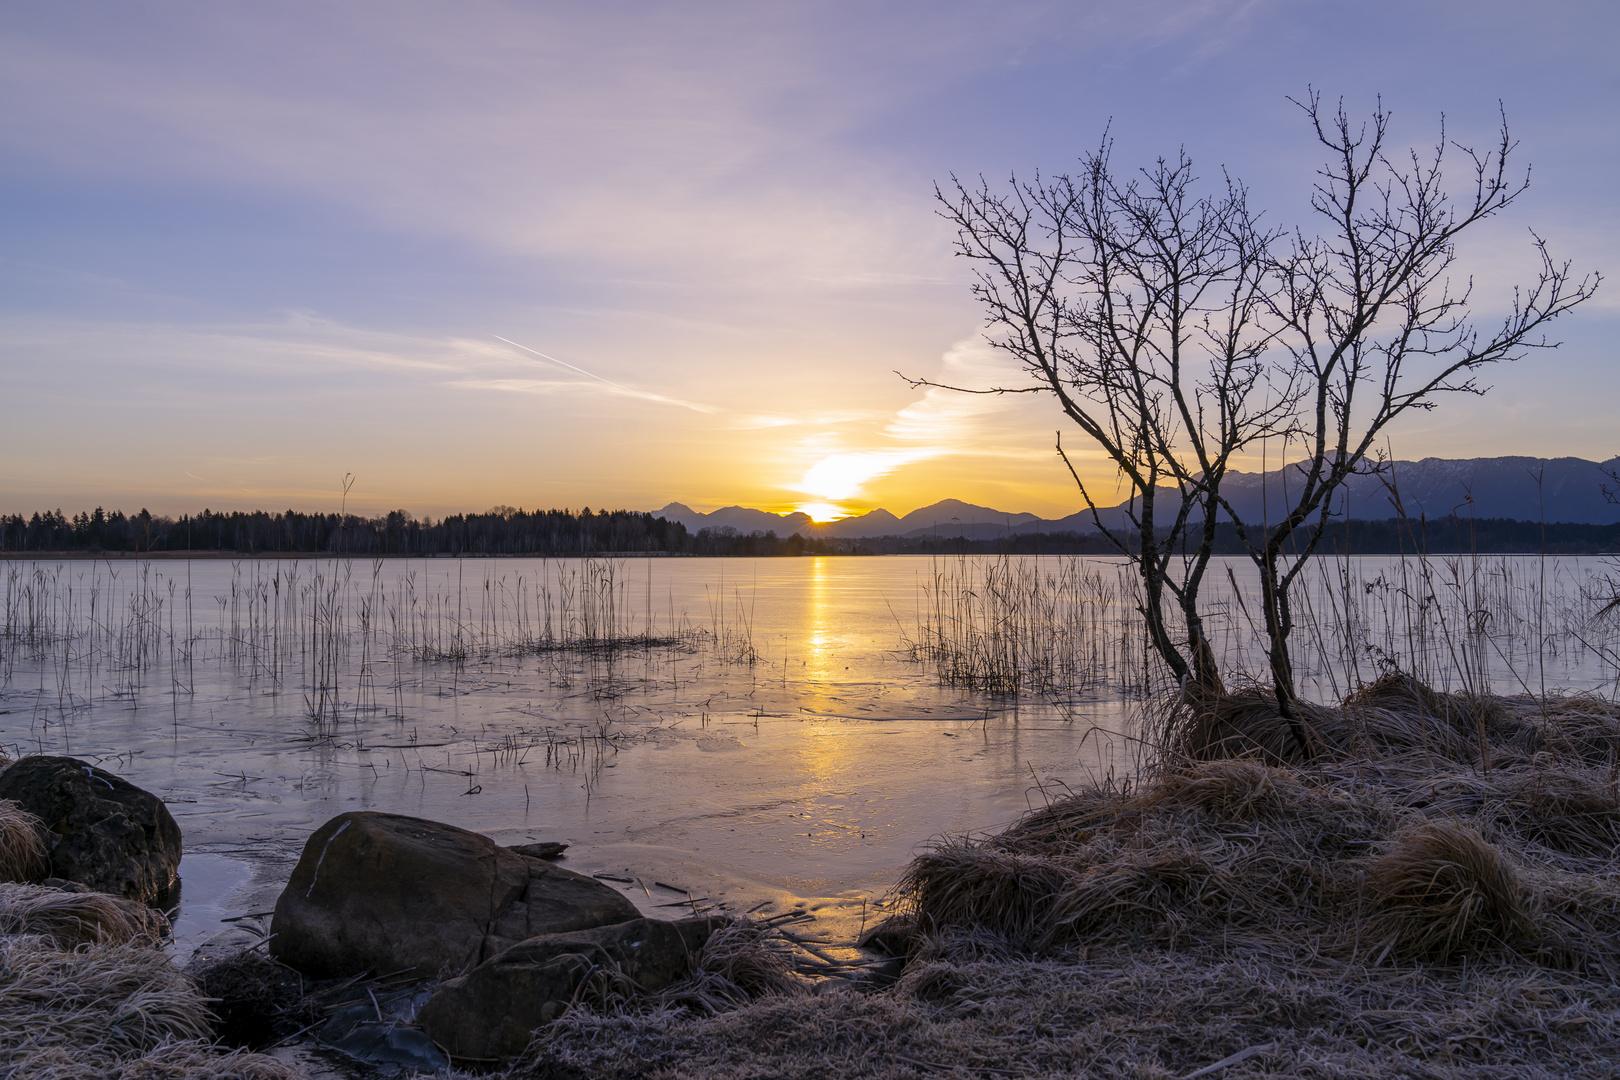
[
  {"left": 795, "top": 448, "right": 937, "bottom": 514},
  {"left": 797, "top": 501, "right": 850, "bottom": 522},
  {"left": 801, "top": 452, "right": 901, "bottom": 501}
]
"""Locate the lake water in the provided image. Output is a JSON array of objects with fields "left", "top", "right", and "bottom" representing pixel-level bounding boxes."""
[{"left": 1, "top": 553, "right": 1615, "bottom": 952}]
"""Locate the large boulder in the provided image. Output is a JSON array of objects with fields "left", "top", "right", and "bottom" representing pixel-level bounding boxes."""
[
  {"left": 0, "top": 756, "right": 181, "bottom": 905},
  {"left": 419, "top": 916, "right": 725, "bottom": 1062},
  {"left": 270, "top": 812, "right": 639, "bottom": 979}
]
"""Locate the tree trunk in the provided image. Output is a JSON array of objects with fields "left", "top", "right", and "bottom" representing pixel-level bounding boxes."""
[
  {"left": 1258, "top": 548, "right": 1312, "bottom": 759},
  {"left": 1142, "top": 562, "right": 1190, "bottom": 687},
  {"left": 1184, "top": 609, "right": 1225, "bottom": 699}
]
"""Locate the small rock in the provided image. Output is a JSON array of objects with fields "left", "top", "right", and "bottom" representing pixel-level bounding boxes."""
[
  {"left": 419, "top": 916, "right": 726, "bottom": 1062},
  {"left": 506, "top": 841, "right": 568, "bottom": 860},
  {"left": 270, "top": 812, "right": 639, "bottom": 979},
  {"left": 0, "top": 756, "right": 182, "bottom": 905}
]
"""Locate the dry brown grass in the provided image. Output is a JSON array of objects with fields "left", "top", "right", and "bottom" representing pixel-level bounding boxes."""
[
  {"left": 1363, "top": 820, "right": 1534, "bottom": 962},
  {"left": 647, "top": 918, "right": 809, "bottom": 1017},
  {"left": 0, "top": 882, "right": 170, "bottom": 948},
  {"left": 515, "top": 941, "right": 1620, "bottom": 1079},
  {"left": 499, "top": 679, "right": 1620, "bottom": 1078},
  {"left": 0, "top": 799, "right": 48, "bottom": 884},
  {"left": 0, "top": 930, "right": 296, "bottom": 1079}
]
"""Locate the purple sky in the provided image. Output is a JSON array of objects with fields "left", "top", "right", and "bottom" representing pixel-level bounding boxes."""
[{"left": 1, "top": 1, "right": 1614, "bottom": 519}]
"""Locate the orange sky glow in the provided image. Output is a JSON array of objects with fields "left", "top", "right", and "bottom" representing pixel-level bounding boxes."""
[{"left": 0, "top": 3, "right": 1614, "bottom": 522}]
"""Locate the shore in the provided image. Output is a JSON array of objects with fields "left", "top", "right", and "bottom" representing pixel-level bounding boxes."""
[{"left": 10, "top": 675, "right": 1620, "bottom": 1078}]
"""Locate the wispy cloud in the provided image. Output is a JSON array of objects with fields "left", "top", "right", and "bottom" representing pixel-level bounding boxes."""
[{"left": 793, "top": 338, "right": 1041, "bottom": 500}]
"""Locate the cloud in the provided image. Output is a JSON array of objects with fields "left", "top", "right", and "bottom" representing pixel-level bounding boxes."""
[
  {"left": 0, "top": 5, "right": 951, "bottom": 293},
  {"left": 445, "top": 375, "right": 719, "bottom": 414},
  {"left": 0, "top": 314, "right": 731, "bottom": 414},
  {"left": 793, "top": 337, "right": 1036, "bottom": 499},
  {"left": 799, "top": 449, "right": 939, "bottom": 501},
  {"left": 886, "top": 339, "right": 1028, "bottom": 444}
]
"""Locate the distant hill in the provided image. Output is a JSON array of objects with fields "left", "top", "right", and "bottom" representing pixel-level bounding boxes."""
[
  {"left": 653, "top": 498, "right": 1043, "bottom": 539},
  {"left": 655, "top": 456, "right": 1620, "bottom": 540},
  {"left": 1042, "top": 456, "right": 1620, "bottom": 535}
]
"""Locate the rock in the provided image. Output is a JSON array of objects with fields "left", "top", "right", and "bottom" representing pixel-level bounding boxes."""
[
  {"left": 270, "top": 812, "right": 639, "bottom": 979},
  {"left": 506, "top": 841, "right": 568, "bottom": 860},
  {"left": 419, "top": 916, "right": 727, "bottom": 1062},
  {"left": 0, "top": 756, "right": 182, "bottom": 905}
]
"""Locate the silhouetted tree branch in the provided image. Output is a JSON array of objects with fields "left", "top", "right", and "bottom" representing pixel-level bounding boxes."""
[{"left": 931, "top": 92, "right": 1599, "bottom": 752}]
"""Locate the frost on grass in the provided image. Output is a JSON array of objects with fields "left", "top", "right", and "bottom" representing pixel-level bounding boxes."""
[
  {"left": 511, "top": 681, "right": 1620, "bottom": 1079},
  {"left": 0, "top": 931, "right": 296, "bottom": 1080}
]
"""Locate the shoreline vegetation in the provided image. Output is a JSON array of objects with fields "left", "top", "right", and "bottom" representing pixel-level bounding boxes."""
[
  {"left": 515, "top": 678, "right": 1620, "bottom": 1079},
  {"left": 10, "top": 682, "right": 1620, "bottom": 1077},
  {"left": 3, "top": 505, "right": 1618, "bottom": 557},
  {"left": 2, "top": 546, "right": 1619, "bottom": 1076}
]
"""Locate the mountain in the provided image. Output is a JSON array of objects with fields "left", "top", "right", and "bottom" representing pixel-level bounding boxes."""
[
  {"left": 823, "top": 508, "right": 901, "bottom": 537},
  {"left": 1049, "top": 456, "right": 1620, "bottom": 534},
  {"left": 653, "top": 502, "right": 814, "bottom": 536},
  {"left": 892, "top": 499, "right": 1042, "bottom": 536},
  {"left": 653, "top": 457, "right": 1620, "bottom": 540},
  {"left": 651, "top": 500, "right": 1036, "bottom": 539}
]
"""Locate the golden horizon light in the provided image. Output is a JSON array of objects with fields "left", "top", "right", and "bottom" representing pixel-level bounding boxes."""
[{"left": 796, "top": 501, "right": 851, "bottom": 522}]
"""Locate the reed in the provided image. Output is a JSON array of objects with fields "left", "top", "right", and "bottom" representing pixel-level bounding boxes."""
[
  {"left": 909, "top": 554, "right": 1153, "bottom": 697},
  {"left": 0, "top": 555, "right": 711, "bottom": 747},
  {"left": 908, "top": 550, "right": 1620, "bottom": 706}
]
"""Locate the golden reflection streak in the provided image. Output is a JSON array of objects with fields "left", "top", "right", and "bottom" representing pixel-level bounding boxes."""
[{"left": 806, "top": 556, "right": 834, "bottom": 686}]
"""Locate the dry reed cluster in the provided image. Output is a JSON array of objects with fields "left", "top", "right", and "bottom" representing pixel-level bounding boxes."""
[
  {"left": 0, "top": 800, "right": 49, "bottom": 884},
  {"left": 0, "top": 884, "right": 294, "bottom": 1079},
  {"left": 515, "top": 679, "right": 1620, "bottom": 1078},
  {"left": 0, "top": 932, "right": 296, "bottom": 1079},
  {"left": 0, "top": 883, "right": 170, "bottom": 949}
]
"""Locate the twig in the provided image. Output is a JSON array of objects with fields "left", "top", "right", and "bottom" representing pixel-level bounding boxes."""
[{"left": 1181, "top": 1043, "right": 1276, "bottom": 1079}]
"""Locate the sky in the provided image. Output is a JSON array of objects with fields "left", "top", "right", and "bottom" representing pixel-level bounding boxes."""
[{"left": 0, "top": 1, "right": 1615, "bottom": 521}]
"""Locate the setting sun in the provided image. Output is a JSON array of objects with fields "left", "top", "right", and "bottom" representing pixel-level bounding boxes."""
[{"left": 796, "top": 501, "right": 850, "bottom": 522}]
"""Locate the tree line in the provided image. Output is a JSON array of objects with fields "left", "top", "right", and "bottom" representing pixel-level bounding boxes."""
[
  {"left": 2, "top": 504, "right": 1613, "bottom": 557},
  {"left": 0, "top": 507, "right": 693, "bottom": 556}
]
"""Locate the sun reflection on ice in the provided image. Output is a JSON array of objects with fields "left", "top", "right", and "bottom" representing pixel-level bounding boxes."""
[{"left": 807, "top": 556, "right": 834, "bottom": 685}]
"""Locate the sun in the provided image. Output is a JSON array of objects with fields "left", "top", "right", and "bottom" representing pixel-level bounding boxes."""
[{"left": 796, "top": 502, "right": 850, "bottom": 523}]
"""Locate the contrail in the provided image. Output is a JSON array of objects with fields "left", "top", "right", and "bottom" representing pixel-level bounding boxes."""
[
  {"left": 493, "top": 336, "right": 631, "bottom": 391},
  {"left": 491, "top": 335, "right": 721, "bottom": 414}
]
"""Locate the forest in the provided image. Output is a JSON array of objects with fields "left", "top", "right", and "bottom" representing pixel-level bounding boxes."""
[{"left": 1, "top": 505, "right": 1615, "bottom": 556}]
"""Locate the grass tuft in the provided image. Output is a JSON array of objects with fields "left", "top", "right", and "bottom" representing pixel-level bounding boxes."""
[
  {"left": 1364, "top": 820, "right": 1533, "bottom": 962},
  {"left": 0, "top": 800, "right": 49, "bottom": 884},
  {"left": 0, "top": 881, "right": 169, "bottom": 948}
]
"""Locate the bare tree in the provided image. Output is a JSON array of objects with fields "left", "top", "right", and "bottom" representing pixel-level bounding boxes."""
[
  {"left": 1223, "top": 94, "right": 1599, "bottom": 735},
  {"left": 931, "top": 94, "right": 1598, "bottom": 746},
  {"left": 929, "top": 143, "right": 1290, "bottom": 693}
]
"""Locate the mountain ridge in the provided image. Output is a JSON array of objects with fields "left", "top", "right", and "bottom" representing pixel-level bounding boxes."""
[{"left": 654, "top": 456, "right": 1620, "bottom": 539}]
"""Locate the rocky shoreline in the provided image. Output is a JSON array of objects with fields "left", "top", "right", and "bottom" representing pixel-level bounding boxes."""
[
  {"left": 10, "top": 677, "right": 1620, "bottom": 1078},
  {"left": 0, "top": 752, "right": 902, "bottom": 1077}
]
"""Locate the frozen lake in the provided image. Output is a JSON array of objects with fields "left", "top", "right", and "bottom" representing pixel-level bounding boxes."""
[{"left": 1, "top": 552, "right": 1615, "bottom": 951}]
